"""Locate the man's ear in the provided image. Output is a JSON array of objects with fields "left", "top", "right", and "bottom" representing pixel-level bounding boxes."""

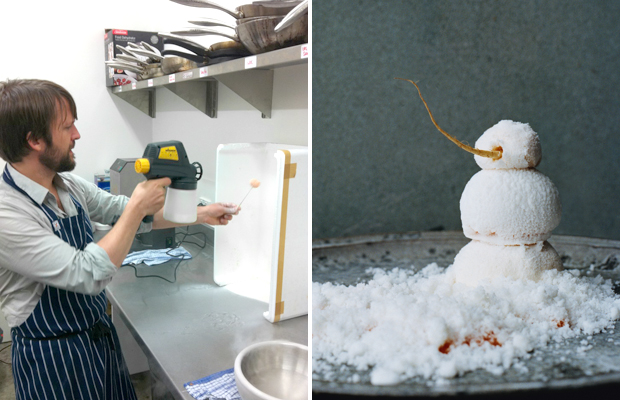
[{"left": 26, "top": 132, "right": 44, "bottom": 152}]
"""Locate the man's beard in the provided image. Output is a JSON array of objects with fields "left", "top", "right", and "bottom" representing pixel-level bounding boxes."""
[{"left": 39, "top": 143, "right": 75, "bottom": 172}]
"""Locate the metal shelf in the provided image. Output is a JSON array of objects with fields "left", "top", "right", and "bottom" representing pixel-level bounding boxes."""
[{"left": 109, "top": 44, "right": 309, "bottom": 119}]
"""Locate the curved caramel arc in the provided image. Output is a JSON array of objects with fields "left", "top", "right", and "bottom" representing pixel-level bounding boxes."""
[{"left": 395, "top": 78, "right": 502, "bottom": 160}]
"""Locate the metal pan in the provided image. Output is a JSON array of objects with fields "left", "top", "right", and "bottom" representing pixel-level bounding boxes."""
[
  {"left": 140, "top": 63, "right": 165, "bottom": 79},
  {"left": 161, "top": 50, "right": 206, "bottom": 65},
  {"left": 164, "top": 38, "right": 251, "bottom": 58},
  {"left": 160, "top": 38, "right": 250, "bottom": 73},
  {"left": 173, "top": 14, "right": 307, "bottom": 54},
  {"left": 163, "top": 38, "right": 210, "bottom": 57},
  {"left": 159, "top": 53, "right": 241, "bottom": 73},
  {"left": 312, "top": 231, "right": 620, "bottom": 398},
  {"left": 161, "top": 56, "right": 199, "bottom": 75},
  {"left": 160, "top": 31, "right": 247, "bottom": 53},
  {"left": 210, "top": 40, "right": 248, "bottom": 52},
  {"left": 236, "top": 14, "right": 307, "bottom": 54},
  {"left": 169, "top": 0, "right": 301, "bottom": 19}
]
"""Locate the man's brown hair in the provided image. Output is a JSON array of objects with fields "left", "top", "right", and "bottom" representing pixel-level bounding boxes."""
[{"left": 0, "top": 79, "right": 77, "bottom": 163}]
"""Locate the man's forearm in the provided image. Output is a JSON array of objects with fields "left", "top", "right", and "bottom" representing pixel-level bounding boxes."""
[
  {"left": 96, "top": 202, "right": 144, "bottom": 267},
  {"left": 151, "top": 207, "right": 200, "bottom": 230}
]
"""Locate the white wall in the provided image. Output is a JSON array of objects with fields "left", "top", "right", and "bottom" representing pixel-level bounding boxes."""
[
  {"left": 1, "top": 0, "right": 308, "bottom": 179},
  {"left": 0, "top": 0, "right": 308, "bottom": 335}
]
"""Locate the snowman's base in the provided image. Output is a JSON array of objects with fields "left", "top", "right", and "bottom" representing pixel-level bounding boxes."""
[{"left": 451, "top": 240, "right": 563, "bottom": 286}]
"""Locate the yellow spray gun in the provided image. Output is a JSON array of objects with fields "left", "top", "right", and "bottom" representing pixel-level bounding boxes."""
[{"left": 134, "top": 140, "right": 203, "bottom": 224}]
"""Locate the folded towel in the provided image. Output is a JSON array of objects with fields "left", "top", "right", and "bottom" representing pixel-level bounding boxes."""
[
  {"left": 184, "top": 368, "right": 240, "bottom": 400},
  {"left": 122, "top": 247, "right": 192, "bottom": 266}
]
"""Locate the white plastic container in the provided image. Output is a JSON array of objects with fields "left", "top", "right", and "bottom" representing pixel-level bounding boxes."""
[
  {"left": 214, "top": 143, "right": 308, "bottom": 323},
  {"left": 163, "top": 187, "right": 197, "bottom": 224}
]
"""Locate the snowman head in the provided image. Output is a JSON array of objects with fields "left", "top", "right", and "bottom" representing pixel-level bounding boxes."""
[{"left": 474, "top": 120, "right": 542, "bottom": 170}]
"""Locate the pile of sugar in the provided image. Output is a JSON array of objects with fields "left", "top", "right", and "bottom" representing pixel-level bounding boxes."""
[{"left": 312, "top": 264, "right": 620, "bottom": 386}]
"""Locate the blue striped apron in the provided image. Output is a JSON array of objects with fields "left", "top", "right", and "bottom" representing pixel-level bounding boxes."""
[{"left": 3, "top": 167, "right": 137, "bottom": 400}]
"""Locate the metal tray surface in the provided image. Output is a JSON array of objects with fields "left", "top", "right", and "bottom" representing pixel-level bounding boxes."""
[{"left": 312, "top": 231, "right": 620, "bottom": 397}]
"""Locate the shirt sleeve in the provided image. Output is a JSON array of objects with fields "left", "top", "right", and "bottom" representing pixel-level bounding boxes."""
[
  {"left": 0, "top": 203, "right": 115, "bottom": 295},
  {"left": 63, "top": 173, "right": 152, "bottom": 234}
]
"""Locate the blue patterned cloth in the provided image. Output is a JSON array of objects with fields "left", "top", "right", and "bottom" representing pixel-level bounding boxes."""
[
  {"left": 122, "top": 247, "right": 192, "bottom": 266},
  {"left": 184, "top": 368, "right": 240, "bottom": 400}
]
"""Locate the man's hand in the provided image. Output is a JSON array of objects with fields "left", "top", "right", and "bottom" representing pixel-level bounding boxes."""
[
  {"left": 129, "top": 177, "right": 172, "bottom": 218},
  {"left": 197, "top": 202, "right": 240, "bottom": 226}
]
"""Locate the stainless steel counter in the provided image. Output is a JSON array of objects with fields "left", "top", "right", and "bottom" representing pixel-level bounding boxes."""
[{"left": 103, "top": 226, "right": 308, "bottom": 399}]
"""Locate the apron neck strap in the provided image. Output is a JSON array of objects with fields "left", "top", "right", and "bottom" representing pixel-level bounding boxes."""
[{"left": 2, "top": 165, "right": 40, "bottom": 208}]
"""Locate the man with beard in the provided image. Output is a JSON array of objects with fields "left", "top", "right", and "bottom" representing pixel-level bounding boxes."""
[{"left": 0, "top": 79, "right": 239, "bottom": 399}]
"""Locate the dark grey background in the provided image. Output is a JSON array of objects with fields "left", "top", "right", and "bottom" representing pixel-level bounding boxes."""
[{"left": 312, "top": 0, "right": 620, "bottom": 241}]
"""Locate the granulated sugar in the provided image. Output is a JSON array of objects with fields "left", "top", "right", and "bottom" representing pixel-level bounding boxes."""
[{"left": 312, "top": 264, "right": 620, "bottom": 386}]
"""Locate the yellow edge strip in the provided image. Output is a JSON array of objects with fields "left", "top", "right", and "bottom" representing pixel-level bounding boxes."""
[{"left": 274, "top": 150, "right": 296, "bottom": 322}]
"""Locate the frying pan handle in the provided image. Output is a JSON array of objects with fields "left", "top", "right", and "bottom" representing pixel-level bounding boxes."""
[
  {"left": 188, "top": 18, "right": 236, "bottom": 30},
  {"left": 171, "top": 27, "right": 239, "bottom": 42},
  {"left": 169, "top": 0, "right": 240, "bottom": 19},
  {"left": 162, "top": 50, "right": 206, "bottom": 64},
  {"left": 275, "top": 0, "right": 308, "bottom": 32},
  {"left": 159, "top": 33, "right": 211, "bottom": 51},
  {"left": 164, "top": 38, "right": 209, "bottom": 57}
]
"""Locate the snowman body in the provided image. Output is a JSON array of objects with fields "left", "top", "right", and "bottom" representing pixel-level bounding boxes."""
[{"left": 452, "top": 120, "right": 563, "bottom": 286}]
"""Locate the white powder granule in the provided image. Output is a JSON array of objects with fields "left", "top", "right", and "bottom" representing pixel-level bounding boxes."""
[{"left": 312, "top": 265, "right": 620, "bottom": 385}]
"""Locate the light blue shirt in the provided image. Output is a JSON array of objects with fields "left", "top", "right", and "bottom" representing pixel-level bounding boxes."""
[{"left": 0, "top": 164, "right": 151, "bottom": 327}]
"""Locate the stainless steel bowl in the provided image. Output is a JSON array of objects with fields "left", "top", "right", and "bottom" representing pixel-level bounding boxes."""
[{"left": 234, "top": 341, "right": 308, "bottom": 400}]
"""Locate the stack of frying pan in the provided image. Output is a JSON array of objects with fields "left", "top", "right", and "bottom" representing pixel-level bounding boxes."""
[
  {"left": 165, "top": 0, "right": 308, "bottom": 59},
  {"left": 104, "top": 1, "right": 308, "bottom": 78},
  {"left": 159, "top": 32, "right": 254, "bottom": 72}
]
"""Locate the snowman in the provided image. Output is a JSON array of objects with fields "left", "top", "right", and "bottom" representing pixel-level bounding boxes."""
[
  {"left": 451, "top": 120, "right": 563, "bottom": 286},
  {"left": 397, "top": 78, "right": 563, "bottom": 286}
]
